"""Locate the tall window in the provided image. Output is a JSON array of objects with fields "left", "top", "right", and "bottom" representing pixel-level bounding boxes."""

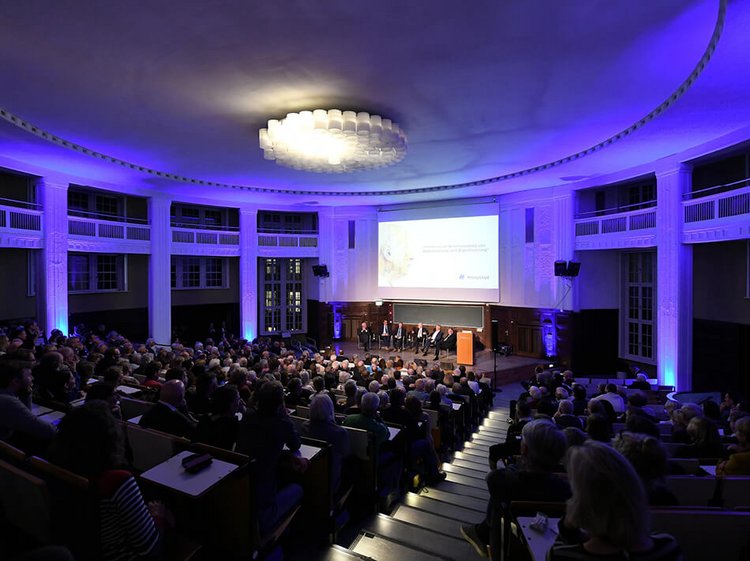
[
  {"left": 260, "top": 258, "right": 305, "bottom": 334},
  {"left": 171, "top": 256, "right": 227, "bottom": 289},
  {"left": 68, "top": 254, "right": 126, "bottom": 293},
  {"left": 622, "top": 252, "right": 655, "bottom": 362}
]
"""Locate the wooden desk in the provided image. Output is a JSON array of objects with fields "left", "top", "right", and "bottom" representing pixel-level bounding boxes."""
[
  {"left": 388, "top": 427, "right": 401, "bottom": 441},
  {"left": 283, "top": 443, "right": 323, "bottom": 460},
  {"left": 140, "top": 450, "right": 239, "bottom": 498},
  {"left": 127, "top": 415, "right": 143, "bottom": 424},
  {"left": 516, "top": 516, "right": 559, "bottom": 561}
]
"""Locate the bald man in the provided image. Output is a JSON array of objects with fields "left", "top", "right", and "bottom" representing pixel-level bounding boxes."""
[{"left": 139, "top": 379, "right": 196, "bottom": 439}]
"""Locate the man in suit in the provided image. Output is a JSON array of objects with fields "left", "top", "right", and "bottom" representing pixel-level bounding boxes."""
[
  {"left": 139, "top": 379, "right": 196, "bottom": 439},
  {"left": 422, "top": 325, "right": 444, "bottom": 356},
  {"left": 358, "top": 321, "right": 372, "bottom": 352},
  {"left": 378, "top": 319, "right": 391, "bottom": 349},
  {"left": 412, "top": 322, "right": 428, "bottom": 352},
  {"left": 434, "top": 327, "right": 457, "bottom": 360},
  {"left": 391, "top": 322, "right": 406, "bottom": 351}
]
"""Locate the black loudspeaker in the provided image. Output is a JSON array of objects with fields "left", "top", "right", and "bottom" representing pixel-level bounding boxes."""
[
  {"left": 554, "top": 260, "right": 581, "bottom": 277},
  {"left": 312, "top": 265, "right": 329, "bottom": 278},
  {"left": 491, "top": 319, "right": 499, "bottom": 352}
]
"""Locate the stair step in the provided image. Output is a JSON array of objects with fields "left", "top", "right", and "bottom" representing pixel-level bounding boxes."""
[
  {"left": 442, "top": 464, "right": 487, "bottom": 480},
  {"left": 456, "top": 447, "right": 487, "bottom": 459},
  {"left": 478, "top": 425, "right": 507, "bottom": 434},
  {"left": 350, "top": 532, "right": 448, "bottom": 561},
  {"left": 452, "top": 458, "right": 490, "bottom": 473},
  {"left": 392, "top": 505, "right": 464, "bottom": 540},
  {"left": 361, "top": 514, "right": 477, "bottom": 560},
  {"left": 470, "top": 435, "right": 498, "bottom": 446},
  {"left": 445, "top": 472, "right": 487, "bottom": 490},
  {"left": 419, "top": 487, "right": 487, "bottom": 512},
  {"left": 403, "top": 491, "right": 486, "bottom": 522},
  {"left": 436, "top": 480, "right": 489, "bottom": 500},
  {"left": 323, "top": 545, "right": 371, "bottom": 561}
]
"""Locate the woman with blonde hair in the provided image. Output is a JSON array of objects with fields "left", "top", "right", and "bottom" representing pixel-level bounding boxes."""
[{"left": 549, "top": 440, "right": 682, "bottom": 560}]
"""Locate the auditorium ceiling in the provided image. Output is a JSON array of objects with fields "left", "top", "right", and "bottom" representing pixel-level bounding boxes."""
[{"left": 0, "top": 0, "right": 748, "bottom": 206}]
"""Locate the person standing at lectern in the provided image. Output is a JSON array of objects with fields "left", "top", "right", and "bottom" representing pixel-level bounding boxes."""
[
  {"left": 435, "top": 327, "right": 457, "bottom": 360},
  {"left": 358, "top": 322, "right": 372, "bottom": 352}
]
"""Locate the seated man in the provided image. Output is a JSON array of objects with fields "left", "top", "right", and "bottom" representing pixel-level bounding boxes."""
[
  {"left": 139, "top": 379, "right": 196, "bottom": 439},
  {"left": 422, "top": 325, "right": 444, "bottom": 356},
  {"left": 0, "top": 359, "right": 57, "bottom": 453},
  {"left": 434, "top": 327, "right": 457, "bottom": 360},
  {"left": 461, "top": 419, "right": 571, "bottom": 557},
  {"left": 411, "top": 323, "right": 428, "bottom": 352},
  {"left": 391, "top": 322, "right": 406, "bottom": 351},
  {"left": 357, "top": 322, "right": 371, "bottom": 352},
  {"left": 378, "top": 320, "right": 391, "bottom": 349}
]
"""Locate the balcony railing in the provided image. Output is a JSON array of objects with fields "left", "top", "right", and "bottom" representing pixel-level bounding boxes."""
[
  {"left": 171, "top": 226, "right": 240, "bottom": 245},
  {"left": 683, "top": 181, "right": 750, "bottom": 224},
  {"left": 575, "top": 207, "right": 657, "bottom": 238},
  {"left": 257, "top": 233, "right": 318, "bottom": 248},
  {"left": 0, "top": 202, "right": 43, "bottom": 232},
  {"left": 68, "top": 215, "right": 151, "bottom": 241}
]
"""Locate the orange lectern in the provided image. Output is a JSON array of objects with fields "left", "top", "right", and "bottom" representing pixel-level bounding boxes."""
[{"left": 457, "top": 331, "right": 474, "bottom": 366}]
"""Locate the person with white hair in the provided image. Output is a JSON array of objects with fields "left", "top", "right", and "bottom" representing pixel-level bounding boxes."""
[
  {"left": 461, "top": 419, "right": 570, "bottom": 557},
  {"left": 343, "top": 392, "right": 389, "bottom": 449},
  {"left": 303, "top": 394, "right": 351, "bottom": 492}
]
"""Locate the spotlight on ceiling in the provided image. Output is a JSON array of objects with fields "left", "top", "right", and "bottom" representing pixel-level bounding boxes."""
[{"left": 259, "top": 109, "right": 407, "bottom": 173}]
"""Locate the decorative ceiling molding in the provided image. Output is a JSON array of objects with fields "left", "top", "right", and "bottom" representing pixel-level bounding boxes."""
[{"left": 0, "top": 0, "right": 726, "bottom": 197}]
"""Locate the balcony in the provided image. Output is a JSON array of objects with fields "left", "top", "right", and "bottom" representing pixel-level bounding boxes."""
[
  {"left": 257, "top": 229, "right": 319, "bottom": 257},
  {"left": 171, "top": 222, "right": 240, "bottom": 256},
  {"left": 67, "top": 210, "right": 151, "bottom": 253},
  {"left": 683, "top": 179, "right": 750, "bottom": 243},
  {"left": 0, "top": 197, "right": 43, "bottom": 248},
  {"left": 574, "top": 202, "right": 657, "bottom": 250}
]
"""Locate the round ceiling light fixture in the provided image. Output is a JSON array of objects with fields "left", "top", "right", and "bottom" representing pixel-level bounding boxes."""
[{"left": 259, "top": 109, "right": 407, "bottom": 173}]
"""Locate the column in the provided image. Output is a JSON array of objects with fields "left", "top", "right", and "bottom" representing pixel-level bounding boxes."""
[
  {"left": 553, "top": 187, "right": 575, "bottom": 310},
  {"left": 656, "top": 164, "right": 693, "bottom": 390},
  {"left": 239, "top": 207, "right": 258, "bottom": 342},
  {"left": 148, "top": 195, "right": 172, "bottom": 344},
  {"left": 38, "top": 179, "right": 69, "bottom": 337}
]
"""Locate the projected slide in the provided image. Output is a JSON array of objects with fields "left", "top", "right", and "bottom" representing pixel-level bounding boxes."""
[{"left": 378, "top": 214, "right": 499, "bottom": 301}]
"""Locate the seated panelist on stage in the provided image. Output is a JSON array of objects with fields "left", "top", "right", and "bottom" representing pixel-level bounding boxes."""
[
  {"left": 379, "top": 319, "right": 392, "bottom": 348},
  {"left": 434, "top": 327, "right": 457, "bottom": 360},
  {"left": 412, "top": 323, "right": 428, "bottom": 351},
  {"left": 358, "top": 322, "right": 372, "bottom": 352},
  {"left": 391, "top": 322, "right": 406, "bottom": 351},
  {"left": 422, "top": 325, "right": 444, "bottom": 355}
]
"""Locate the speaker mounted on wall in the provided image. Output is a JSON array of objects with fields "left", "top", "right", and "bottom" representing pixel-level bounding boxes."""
[
  {"left": 312, "top": 265, "right": 330, "bottom": 278},
  {"left": 554, "top": 260, "right": 581, "bottom": 278}
]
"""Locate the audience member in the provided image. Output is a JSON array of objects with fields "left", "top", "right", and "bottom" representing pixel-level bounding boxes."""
[
  {"left": 139, "top": 379, "right": 196, "bottom": 439},
  {"left": 549, "top": 441, "right": 681, "bottom": 560}
]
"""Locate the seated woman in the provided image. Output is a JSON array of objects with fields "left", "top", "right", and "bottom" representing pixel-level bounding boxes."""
[
  {"left": 302, "top": 393, "right": 351, "bottom": 494},
  {"left": 194, "top": 385, "right": 244, "bottom": 450},
  {"left": 676, "top": 416, "right": 725, "bottom": 459},
  {"left": 49, "top": 401, "right": 165, "bottom": 560},
  {"left": 614, "top": 431, "right": 678, "bottom": 506},
  {"left": 717, "top": 416, "right": 750, "bottom": 476},
  {"left": 549, "top": 440, "right": 682, "bottom": 560}
]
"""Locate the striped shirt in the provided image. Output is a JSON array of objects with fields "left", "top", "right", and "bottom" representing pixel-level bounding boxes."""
[{"left": 96, "top": 470, "right": 160, "bottom": 561}]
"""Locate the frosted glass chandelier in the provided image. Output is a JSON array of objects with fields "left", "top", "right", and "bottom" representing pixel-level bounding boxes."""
[{"left": 259, "top": 109, "right": 407, "bottom": 173}]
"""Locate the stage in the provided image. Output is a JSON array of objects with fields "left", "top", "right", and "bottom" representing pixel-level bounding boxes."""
[{"left": 324, "top": 340, "right": 548, "bottom": 389}]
